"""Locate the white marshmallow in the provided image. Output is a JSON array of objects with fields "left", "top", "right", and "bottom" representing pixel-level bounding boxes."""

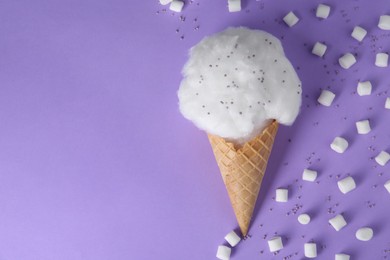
[
  {"left": 224, "top": 231, "right": 241, "bottom": 247},
  {"left": 216, "top": 245, "right": 231, "bottom": 260},
  {"left": 316, "top": 4, "right": 331, "bottom": 19},
  {"left": 356, "top": 227, "right": 374, "bottom": 241},
  {"left": 298, "top": 213, "right": 311, "bottom": 225},
  {"left": 302, "top": 169, "right": 318, "bottom": 182},
  {"left": 384, "top": 180, "right": 390, "bottom": 193},
  {"left": 357, "top": 81, "right": 372, "bottom": 96},
  {"left": 351, "top": 26, "right": 367, "bottom": 42},
  {"left": 337, "top": 176, "right": 356, "bottom": 194},
  {"left": 304, "top": 243, "right": 317, "bottom": 258},
  {"left": 375, "top": 151, "right": 390, "bottom": 166},
  {"left": 335, "top": 253, "right": 350, "bottom": 260},
  {"left": 356, "top": 119, "right": 371, "bottom": 134},
  {"left": 331, "top": 137, "right": 349, "bottom": 153},
  {"left": 339, "top": 53, "right": 356, "bottom": 69},
  {"left": 378, "top": 15, "right": 390, "bottom": 30},
  {"left": 159, "top": 0, "right": 172, "bottom": 5},
  {"left": 283, "top": 11, "right": 299, "bottom": 27},
  {"left": 169, "top": 0, "right": 184, "bottom": 12},
  {"left": 375, "top": 53, "right": 389, "bottom": 67},
  {"left": 228, "top": 0, "right": 241, "bottom": 12},
  {"left": 312, "top": 42, "right": 327, "bottom": 57},
  {"left": 268, "top": 236, "right": 284, "bottom": 252},
  {"left": 385, "top": 97, "right": 390, "bottom": 109},
  {"left": 318, "top": 90, "right": 335, "bottom": 106},
  {"left": 329, "top": 214, "right": 347, "bottom": 231},
  {"left": 275, "top": 188, "right": 288, "bottom": 202}
]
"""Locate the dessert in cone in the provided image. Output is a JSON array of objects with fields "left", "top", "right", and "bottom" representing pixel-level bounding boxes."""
[{"left": 208, "top": 120, "right": 279, "bottom": 236}]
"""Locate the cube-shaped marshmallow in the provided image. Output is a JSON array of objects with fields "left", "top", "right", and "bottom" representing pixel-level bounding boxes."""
[
  {"left": 316, "top": 4, "right": 331, "bottom": 19},
  {"left": 356, "top": 227, "right": 373, "bottom": 241},
  {"left": 335, "top": 254, "right": 351, "bottom": 260},
  {"left": 268, "top": 236, "right": 283, "bottom": 252},
  {"left": 169, "top": 0, "right": 184, "bottom": 12},
  {"left": 378, "top": 15, "right": 390, "bottom": 30},
  {"left": 329, "top": 214, "right": 347, "bottom": 231},
  {"left": 312, "top": 42, "right": 327, "bottom": 57},
  {"left": 375, "top": 53, "right": 389, "bottom": 67},
  {"left": 385, "top": 97, "right": 390, "bottom": 109},
  {"left": 228, "top": 0, "right": 241, "bottom": 12},
  {"left": 275, "top": 188, "right": 288, "bottom": 202},
  {"left": 339, "top": 53, "right": 356, "bottom": 69},
  {"left": 331, "top": 137, "right": 349, "bottom": 153},
  {"left": 318, "top": 90, "right": 336, "bottom": 106},
  {"left": 298, "top": 213, "right": 311, "bottom": 225},
  {"left": 357, "top": 81, "right": 372, "bottom": 96},
  {"left": 283, "top": 11, "right": 299, "bottom": 27},
  {"left": 384, "top": 180, "right": 390, "bottom": 193},
  {"left": 337, "top": 176, "right": 356, "bottom": 194},
  {"left": 351, "top": 26, "right": 367, "bottom": 42},
  {"left": 159, "top": 0, "right": 172, "bottom": 5},
  {"left": 304, "top": 243, "right": 317, "bottom": 258},
  {"left": 224, "top": 231, "right": 241, "bottom": 247},
  {"left": 356, "top": 119, "right": 371, "bottom": 134},
  {"left": 302, "top": 169, "right": 318, "bottom": 182},
  {"left": 375, "top": 151, "right": 390, "bottom": 166},
  {"left": 216, "top": 245, "right": 231, "bottom": 260}
]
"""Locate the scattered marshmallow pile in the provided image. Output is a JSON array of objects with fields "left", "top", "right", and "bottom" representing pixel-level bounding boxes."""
[{"left": 216, "top": 230, "right": 241, "bottom": 260}]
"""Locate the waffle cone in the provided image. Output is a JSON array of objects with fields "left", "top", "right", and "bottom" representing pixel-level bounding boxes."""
[{"left": 208, "top": 121, "right": 279, "bottom": 236}]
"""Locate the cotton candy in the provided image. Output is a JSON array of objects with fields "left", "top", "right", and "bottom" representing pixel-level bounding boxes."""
[{"left": 178, "top": 27, "right": 302, "bottom": 144}]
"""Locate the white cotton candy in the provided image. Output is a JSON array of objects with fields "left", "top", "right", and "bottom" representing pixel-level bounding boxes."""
[
  {"left": 275, "top": 188, "right": 288, "bottom": 202},
  {"left": 224, "top": 231, "right": 241, "bottom": 247},
  {"left": 228, "top": 0, "right": 241, "bottom": 12},
  {"left": 178, "top": 27, "right": 302, "bottom": 144},
  {"left": 329, "top": 214, "right": 347, "bottom": 231},
  {"left": 356, "top": 119, "right": 371, "bottom": 134},
  {"left": 312, "top": 42, "right": 327, "bottom": 57},
  {"left": 268, "top": 236, "right": 284, "bottom": 252},
  {"left": 159, "top": 0, "right": 172, "bottom": 5},
  {"left": 216, "top": 245, "right": 231, "bottom": 260},
  {"left": 351, "top": 26, "right": 367, "bottom": 42},
  {"left": 357, "top": 81, "right": 372, "bottom": 96},
  {"left": 385, "top": 97, "right": 390, "bottom": 109},
  {"left": 356, "top": 227, "right": 374, "bottom": 241},
  {"left": 378, "top": 15, "right": 390, "bottom": 30},
  {"left": 283, "top": 11, "right": 300, "bottom": 27},
  {"left": 335, "top": 253, "right": 350, "bottom": 260},
  {"left": 304, "top": 243, "right": 317, "bottom": 258},
  {"left": 375, "top": 53, "right": 389, "bottom": 67},
  {"left": 298, "top": 213, "right": 311, "bottom": 225},
  {"left": 384, "top": 180, "right": 390, "bottom": 193},
  {"left": 316, "top": 4, "right": 331, "bottom": 19},
  {"left": 302, "top": 169, "right": 317, "bottom": 182},
  {"left": 339, "top": 53, "right": 356, "bottom": 69},
  {"left": 338, "top": 176, "right": 356, "bottom": 194},
  {"left": 331, "top": 137, "right": 349, "bottom": 153},
  {"left": 375, "top": 151, "right": 390, "bottom": 166},
  {"left": 318, "top": 90, "right": 335, "bottom": 106},
  {"left": 169, "top": 0, "right": 184, "bottom": 12}
]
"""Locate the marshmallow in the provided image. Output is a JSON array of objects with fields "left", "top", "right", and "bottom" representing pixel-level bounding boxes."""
[
  {"left": 224, "top": 231, "right": 241, "bottom": 247},
  {"left": 356, "top": 119, "right": 371, "bottom": 134},
  {"left": 375, "top": 53, "right": 389, "bottom": 67},
  {"left": 339, "top": 53, "right": 356, "bottom": 69},
  {"left": 331, "top": 137, "right": 349, "bottom": 153},
  {"left": 304, "top": 243, "right": 317, "bottom": 258},
  {"left": 216, "top": 245, "right": 231, "bottom": 260},
  {"left": 385, "top": 97, "right": 390, "bottom": 109},
  {"left": 169, "top": 0, "right": 184, "bottom": 12},
  {"left": 268, "top": 236, "right": 284, "bottom": 252},
  {"left": 351, "top": 26, "right": 367, "bottom": 42},
  {"left": 335, "top": 253, "right": 350, "bottom": 260},
  {"left": 302, "top": 169, "right": 318, "bottom": 182},
  {"left": 159, "top": 0, "right": 172, "bottom": 5},
  {"left": 329, "top": 214, "right": 347, "bottom": 231},
  {"left": 316, "top": 4, "right": 331, "bottom": 19},
  {"left": 378, "top": 15, "right": 390, "bottom": 30},
  {"left": 384, "top": 180, "right": 390, "bottom": 193},
  {"left": 337, "top": 176, "right": 356, "bottom": 194},
  {"left": 357, "top": 81, "right": 372, "bottom": 96},
  {"left": 298, "top": 213, "right": 311, "bottom": 225},
  {"left": 318, "top": 90, "right": 336, "bottom": 106},
  {"left": 228, "top": 0, "right": 241, "bottom": 12},
  {"left": 275, "top": 188, "right": 288, "bottom": 202},
  {"left": 283, "top": 11, "right": 299, "bottom": 27},
  {"left": 356, "top": 227, "right": 374, "bottom": 241},
  {"left": 312, "top": 42, "right": 327, "bottom": 57},
  {"left": 375, "top": 150, "right": 390, "bottom": 166}
]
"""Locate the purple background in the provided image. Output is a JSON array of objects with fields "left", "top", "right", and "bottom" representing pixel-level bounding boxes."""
[{"left": 1, "top": 0, "right": 390, "bottom": 259}]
